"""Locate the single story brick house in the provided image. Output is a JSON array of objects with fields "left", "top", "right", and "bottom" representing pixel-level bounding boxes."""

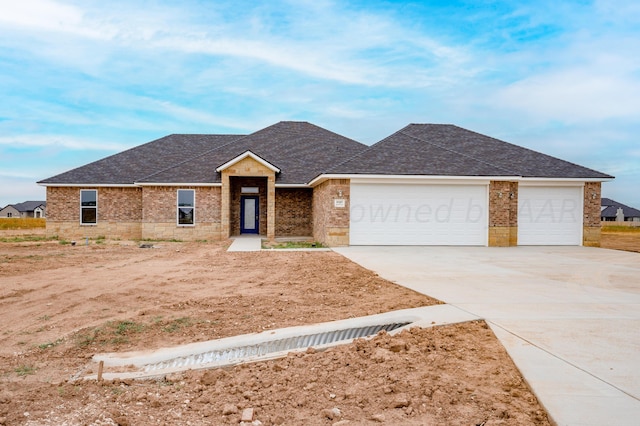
[
  {"left": 38, "top": 121, "right": 613, "bottom": 246},
  {"left": 601, "top": 198, "right": 640, "bottom": 222},
  {"left": 0, "top": 201, "right": 47, "bottom": 218}
]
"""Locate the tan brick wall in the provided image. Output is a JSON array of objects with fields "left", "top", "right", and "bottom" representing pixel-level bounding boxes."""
[
  {"left": 488, "top": 181, "right": 518, "bottom": 246},
  {"left": 142, "top": 187, "right": 221, "bottom": 222},
  {"left": 46, "top": 187, "right": 82, "bottom": 221},
  {"left": 312, "top": 179, "right": 350, "bottom": 246},
  {"left": 141, "top": 222, "right": 221, "bottom": 241},
  {"left": 46, "top": 221, "right": 142, "bottom": 240},
  {"left": 583, "top": 182, "right": 602, "bottom": 247},
  {"left": 141, "top": 186, "right": 222, "bottom": 241},
  {"left": 275, "top": 188, "right": 313, "bottom": 237},
  {"left": 47, "top": 186, "right": 142, "bottom": 221},
  {"left": 46, "top": 186, "right": 143, "bottom": 239}
]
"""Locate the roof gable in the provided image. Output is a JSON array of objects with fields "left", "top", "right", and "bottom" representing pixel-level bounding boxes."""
[{"left": 215, "top": 151, "right": 280, "bottom": 173}]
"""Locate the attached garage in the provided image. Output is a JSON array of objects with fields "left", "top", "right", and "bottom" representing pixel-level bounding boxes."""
[
  {"left": 517, "top": 185, "right": 583, "bottom": 245},
  {"left": 349, "top": 181, "right": 488, "bottom": 245}
]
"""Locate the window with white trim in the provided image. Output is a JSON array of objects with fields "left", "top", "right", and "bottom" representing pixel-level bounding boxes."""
[
  {"left": 80, "top": 189, "right": 97, "bottom": 225},
  {"left": 177, "top": 189, "right": 195, "bottom": 225}
]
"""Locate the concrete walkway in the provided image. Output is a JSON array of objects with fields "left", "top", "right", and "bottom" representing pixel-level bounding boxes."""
[
  {"left": 334, "top": 245, "right": 640, "bottom": 426},
  {"left": 227, "top": 236, "right": 262, "bottom": 252}
]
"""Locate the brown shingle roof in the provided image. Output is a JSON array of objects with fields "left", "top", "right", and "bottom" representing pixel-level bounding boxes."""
[
  {"left": 38, "top": 134, "right": 243, "bottom": 185},
  {"left": 601, "top": 198, "right": 640, "bottom": 219},
  {"left": 39, "top": 122, "right": 613, "bottom": 186},
  {"left": 138, "top": 121, "right": 368, "bottom": 184},
  {"left": 329, "top": 124, "right": 613, "bottom": 179}
]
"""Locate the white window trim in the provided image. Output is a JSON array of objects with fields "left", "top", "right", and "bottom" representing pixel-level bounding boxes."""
[
  {"left": 177, "top": 189, "right": 196, "bottom": 226},
  {"left": 80, "top": 189, "right": 98, "bottom": 225}
]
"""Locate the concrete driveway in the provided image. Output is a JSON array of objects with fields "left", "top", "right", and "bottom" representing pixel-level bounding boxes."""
[{"left": 334, "top": 246, "right": 640, "bottom": 426}]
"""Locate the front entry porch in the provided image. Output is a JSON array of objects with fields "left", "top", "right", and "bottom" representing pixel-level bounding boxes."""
[{"left": 218, "top": 152, "right": 278, "bottom": 240}]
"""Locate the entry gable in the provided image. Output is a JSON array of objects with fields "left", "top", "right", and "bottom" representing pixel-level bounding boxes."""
[{"left": 216, "top": 151, "right": 280, "bottom": 174}]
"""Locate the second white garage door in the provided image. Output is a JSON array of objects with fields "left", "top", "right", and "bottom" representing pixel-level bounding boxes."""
[
  {"left": 350, "top": 183, "right": 488, "bottom": 245},
  {"left": 518, "top": 186, "right": 583, "bottom": 245}
]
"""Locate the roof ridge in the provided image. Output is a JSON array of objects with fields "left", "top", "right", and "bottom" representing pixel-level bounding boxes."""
[
  {"left": 397, "top": 126, "right": 519, "bottom": 176},
  {"left": 137, "top": 134, "right": 246, "bottom": 182},
  {"left": 311, "top": 137, "right": 381, "bottom": 180},
  {"left": 139, "top": 123, "right": 305, "bottom": 181}
]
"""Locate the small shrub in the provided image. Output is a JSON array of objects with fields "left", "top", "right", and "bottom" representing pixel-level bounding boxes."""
[
  {"left": 76, "top": 329, "right": 99, "bottom": 348},
  {"left": 76, "top": 320, "right": 145, "bottom": 348},
  {"left": 163, "top": 317, "right": 192, "bottom": 333},
  {"left": 115, "top": 320, "right": 144, "bottom": 335},
  {"left": 38, "top": 339, "right": 63, "bottom": 350},
  {"left": 15, "top": 365, "right": 35, "bottom": 376}
]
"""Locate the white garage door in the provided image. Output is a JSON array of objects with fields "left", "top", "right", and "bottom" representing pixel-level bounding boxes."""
[
  {"left": 350, "top": 183, "right": 488, "bottom": 245},
  {"left": 518, "top": 186, "right": 583, "bottom": 245}
]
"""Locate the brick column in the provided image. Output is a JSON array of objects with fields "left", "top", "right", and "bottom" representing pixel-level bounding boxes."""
[
  {"left": 312, "top": 179, "right": 350, "bottom": 246},
  {"left": 267, "top": 175, "right": 276, "bottom": 240},
  {"left": 488, "top": 181, "right": 518, "bottom": 246},
  {"left": 221, "top": 173, "right": 231, "bottom": 238},
  {"left": 583, "top": 182, "right": 601, "bottom": 247}
]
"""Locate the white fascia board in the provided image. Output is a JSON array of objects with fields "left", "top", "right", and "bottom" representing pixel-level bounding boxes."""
[
  {"left": 309, "top": 174, "right": 514, "bottom": 186},
  {"left": 349, "top": 176, "right": 494, "bottom": 185},
  {"left": 310, "top": 174, "right": 612, "bottom": 187},
  {"left": 135, "top": 182, "right": 222, "bottom": 187},
  {"left": 518, "top": 177, "right": 611, "bottom": 186},
  {"left": 37, "top": 183, "right": 138, "bottom": 187},
  {"left": 215, "top": 150, "right": 280, "bottom": 173},
  {"left": 275, "top": 184, "right": 311, "bottom": 188}
]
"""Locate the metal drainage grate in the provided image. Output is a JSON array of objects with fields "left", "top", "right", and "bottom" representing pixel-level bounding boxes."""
[{"left": 143, "top": 322, "right": 409, "bottom": 373}]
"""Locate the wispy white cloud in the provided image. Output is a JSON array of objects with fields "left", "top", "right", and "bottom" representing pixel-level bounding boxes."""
[
  {"left": 496, "top": 68, "right": 640, "bottom": 123},
  {"left": 0, "top": 0, "right": 474, "bottom": 88},
  {"left": 0, "top": 135, "right": 127, "bottom": 151}
]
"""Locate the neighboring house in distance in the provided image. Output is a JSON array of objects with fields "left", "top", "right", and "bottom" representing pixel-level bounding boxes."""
[
  {"left": 0, "top": 201, "right": 46, "bottom": 218},
  {"left": 0, "top": 205, "right": 20, "bottom": 218},
  {"left": 38, "top": 121, "right": 613, "bottom": 247},
  {"left": 601, "top": 198, "right": 640, "bottom": 222}
]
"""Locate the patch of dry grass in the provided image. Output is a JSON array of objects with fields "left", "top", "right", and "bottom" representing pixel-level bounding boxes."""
[
  {"left": 602, "top": 225, "right": 640, "bottom": 233},
  {"left": 0, "top": 218, "right": 46, "bottom": 230}
]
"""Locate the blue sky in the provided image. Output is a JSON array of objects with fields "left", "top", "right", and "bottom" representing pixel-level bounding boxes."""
[{"left": 1, "top": 0, "right": 639, "bottom": 209}]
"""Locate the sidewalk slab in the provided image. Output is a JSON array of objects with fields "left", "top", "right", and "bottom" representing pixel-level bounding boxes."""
[
  {"left": 491, "top": 325, "right": 639, "bottom": 426},
  {"left": 227, "top": 237, "right": 262, "bottom": 252}
]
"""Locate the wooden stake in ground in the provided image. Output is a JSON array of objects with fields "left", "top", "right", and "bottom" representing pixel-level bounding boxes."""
[{"left": 97, "top": 361, "right": 104, "bottom": 382}]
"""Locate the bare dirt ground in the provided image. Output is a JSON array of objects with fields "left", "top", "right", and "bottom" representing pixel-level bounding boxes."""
[{"left": 0, "top": 237, "right": 557, "bottom": 425}]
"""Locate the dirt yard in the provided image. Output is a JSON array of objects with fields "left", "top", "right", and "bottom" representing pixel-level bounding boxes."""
[{"left": 0, "top": 238, "right": 556, "bottom": 425}]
